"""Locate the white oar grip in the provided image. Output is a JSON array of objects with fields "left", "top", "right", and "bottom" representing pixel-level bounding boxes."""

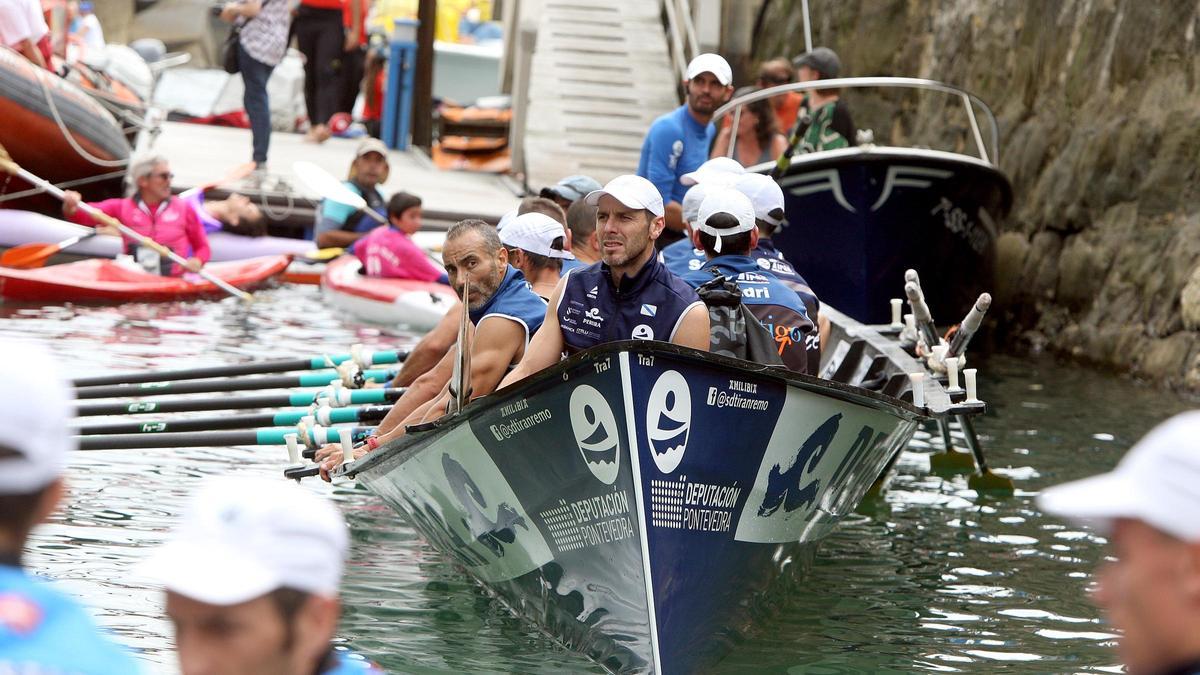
[
  {"left": 964, "top": 368, "right": 980, "bottom": 403},
  {"left": 909, "top": 372, "right": 926, "bottom": 408},
  {"left": 284, "top": 433, "right": 300, "bottom": 465},
  {"left": 337, "top": 428, "right": 355, "bottom": 469}
]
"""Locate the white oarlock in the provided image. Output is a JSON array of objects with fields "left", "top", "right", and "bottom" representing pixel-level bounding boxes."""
[
  {"left": 964, "top": 368, "right": 980, "bottom": 403},
  {"left": 284, "top": 433, "right": 301, "bottom": 465},
  {"left": 945, "top": 357, "right": 961, "bottom": 392},
  {"left": 909, "top": 372, "right": 926, "bottom": 408},
  {"left": 890, "top": 298, "right": 903, "bottom": 327},
  {"left": 338, "top": 428, "right": 355, "bottom": 470}
]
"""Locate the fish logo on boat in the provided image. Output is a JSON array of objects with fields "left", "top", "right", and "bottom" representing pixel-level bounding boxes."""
[
  {"left": 646, "top": 370, "right": 691, "bottom": 474},
  {"left": 569, "top": 385, "right": 621, "bottom": 484}
]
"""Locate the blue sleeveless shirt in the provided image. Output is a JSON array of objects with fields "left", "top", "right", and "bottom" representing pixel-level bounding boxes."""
[
  {"left": 660, "top": 238, "right": 707, "bottom": 276},
  {"left": 559, "top": 257, "right": 587, "bottom": 277},
  {"left": 683, "top": 255, "right": 814, "bottom": 374},
  {"left": 0, "top": 565, "right": 140, "bottom": 674},
  {"left": 468, "top": 265, "right": 548, "bottom": 346},
  {"left": 557, "top": 256, "right": 702, "bottom": 354}
]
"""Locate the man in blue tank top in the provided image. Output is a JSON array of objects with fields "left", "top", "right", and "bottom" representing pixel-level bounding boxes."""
[
  {"left": 682, "top": 189, "right": 814, "bottom": 373},
  {"left": 317, "top": 219, "right": 548, "bottom": 475},
  {"left": 501, "top": 175, "right": 710, "bottom": 386},
  {"left": 143, "top": 476, "right": 382, "bottom": 674},
  {"left": 0, "top": 342, "right": 141, "bottom": 674},
  {"left": 637, "top": 53, "right": 734, "bottom": 244}
]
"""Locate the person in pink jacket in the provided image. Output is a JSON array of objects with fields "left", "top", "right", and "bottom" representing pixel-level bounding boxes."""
[
  {"left": 62, "top": 155, "right": 210, "bottom": 276},
  {"left": 353, "top": 192, "right": 448, "bottom": 284}
]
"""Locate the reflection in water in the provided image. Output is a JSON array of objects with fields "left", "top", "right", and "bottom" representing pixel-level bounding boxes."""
[{"left": 1, "top": 285, "right": 1194, "bottom": 673}]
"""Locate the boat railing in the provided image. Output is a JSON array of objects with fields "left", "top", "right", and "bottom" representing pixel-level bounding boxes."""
[
  {"left": 662, "top": 0, "right": 700, "bottom": 87},
  {"left": 712, "top": 76, "right": 1001, "bottom": 166}
]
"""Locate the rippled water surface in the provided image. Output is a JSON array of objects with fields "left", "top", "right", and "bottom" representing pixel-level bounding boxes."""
[{"left": 1, "top": 283, "right": 1193, "bottom": 673}]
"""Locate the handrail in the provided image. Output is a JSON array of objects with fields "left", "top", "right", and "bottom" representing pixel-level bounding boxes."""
[
  {"left": 711, "top": 76, "right": 1002, "bottom": 166},
  {"left": 661, "top": 0, "right": 699, "bottom": 87}
]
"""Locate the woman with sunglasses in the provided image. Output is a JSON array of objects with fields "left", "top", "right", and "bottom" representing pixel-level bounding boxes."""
[{"left": 62, "top": 155, "right": 209, "bottom": 276}]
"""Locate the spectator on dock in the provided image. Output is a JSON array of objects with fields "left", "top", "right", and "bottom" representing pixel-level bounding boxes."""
[
  {"left": 790, "top": 47, "right": 856, "bottom": 153},
  {"left": 354, "top": 191, "right": 448, "bottom": 283},
  {"left": 0, "top": 342, "right": 140, "bottom": 673},
  {"left": 219, "top": 0, "right": 293, "bottom": 179},
  {"left": 1039, "top": 411, "right": 1200, "bottom": 675},
  {"left": 710, "top": 86, "right": 789, "bottom": 167},
  {"left": 142, "top": 476, "right": 381, "bottom": 674},
  {"left": 313, "top": 138, "right": 389, "bottom": 249},
  {"left": 757, "top": 57, "right": 803, "bottom": 132},
  {"left": 69, "top": 1, "right": 105, "bottom": 55},
  {"left": 337, "top": 0, "right": 368, "bottom": 124},
  {"left": 0, "top": 0, "right": 51, "bottom": 69},
  {"left": 296, "top": 0, "right": 353, "bottom": 143},
  {"left": 63, "top": 155, "right": 210, "bottom": 276},
  {"left": 539, "top": 174, "right": 602, "bottom": 214},
  {"left": 637, "top": 53, "right": 734, "bottom": 245},
  {"left": 501, "top": 211, "right": 574, "bottom": 299}
]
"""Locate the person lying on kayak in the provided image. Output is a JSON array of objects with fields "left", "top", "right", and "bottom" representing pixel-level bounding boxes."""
[
  {"left": 179, "top": 187, "right": 267, "bottom": 237},
  {"left": 498, "top": 174, "right": 710, "bottom": 389},
  {"left": 316, "top": 219, "right": 547, "bottom": 478},
  {"left": 62, "top": 154, "right": 209, "bottom": 276},
  {"left": 312, "top": 138, "right": 389, "bottom": 249},
  {"left": 681, "top": 187, "right": 813, "bottom": 373},
  {"left": 501, "top": 212, "right": 575, "bottom": 300},
  {"left": 142, "top": 477, "right": 382, "bottom": 675},
  {"left": 353, "top": 191, "right": 449, "bottom": 283}
]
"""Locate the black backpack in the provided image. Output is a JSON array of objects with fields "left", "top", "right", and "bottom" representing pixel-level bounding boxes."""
[{"left": 695, "top": 270, "right": 785, "bottom": 367}]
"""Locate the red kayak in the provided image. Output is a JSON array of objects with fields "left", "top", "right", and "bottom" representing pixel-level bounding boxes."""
[
  {"left": 321, "top": 255, "right": 455, "bottom": 331},
  {"left": 0, "top": 255, "right": 291, "bottom": 303}
]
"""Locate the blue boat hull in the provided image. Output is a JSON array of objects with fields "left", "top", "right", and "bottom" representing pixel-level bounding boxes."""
[
  {"left": 770, "top": 149, "right": 1013, "bottom": 325},
  {"left": 350, "top": 342, "right": 922, "bottom": 672}
]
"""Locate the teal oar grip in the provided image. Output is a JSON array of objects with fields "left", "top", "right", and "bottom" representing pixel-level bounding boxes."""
[
  {"left": 75, "top": 426, "right": 377, "bottom": 450},
  {"left": 71, "top": 349, "right": 409, "bottom": 388},
  {"left": 75, "top": 369, "right": 397, "bottom": 400},
  {"left": 73, "top": 405, "right": 392, "bottom": 435},
  {"left": 75, "top": 387, "right": 405, "bottom": 417}
]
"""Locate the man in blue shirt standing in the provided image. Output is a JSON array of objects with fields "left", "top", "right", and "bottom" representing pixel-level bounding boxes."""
[
  {"left": 0, "top": 342, "right": 140, "bottom": 674},
  {"left": 637, "top": 53, "right": 734, "bottom": 245}
]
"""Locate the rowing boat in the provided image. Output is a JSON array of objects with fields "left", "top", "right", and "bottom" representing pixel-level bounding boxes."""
[
  {"left": 341, "top": 307, "right": 972, "bottom": 671},
  {"left": 320, "top": 255, "right": 455, "bottom": 332},
  {"left": 0, "top": 254, "right": 290, "bottom": 303}
]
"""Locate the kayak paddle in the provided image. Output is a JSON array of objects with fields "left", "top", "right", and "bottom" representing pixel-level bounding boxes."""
[{"left": 0, "top": 230, "right": 100, "bottom": 269}]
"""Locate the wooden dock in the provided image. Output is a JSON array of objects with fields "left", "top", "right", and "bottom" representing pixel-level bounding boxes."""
[{"left": 154, "top": 121, "right": 521, "bottom": 229}]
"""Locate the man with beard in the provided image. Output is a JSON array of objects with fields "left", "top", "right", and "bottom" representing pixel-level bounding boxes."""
[
  {"left": 637, "top": 53, "right": 734, "bottom": 244},
  {"left": 500, "top": 175, "right": 709, "bottom": 388},
  {"left": 317, "top": 219, "right": 546, "bottom": 477},
  {"left": 312, "top": 139, "right": 390, "bottom": 249}
]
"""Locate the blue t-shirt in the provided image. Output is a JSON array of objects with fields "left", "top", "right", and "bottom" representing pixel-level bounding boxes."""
[
  {"left": 637, "top": 105, "right": 715, "bottom": 206},
  {"left": 312, "top": 181, "right": 386, "bottom": 241},
  {"left": 0, "top": 565, "right": 140, "bottom": 674},
  {"left": 468, "top": 265, "right": 548, "bottom": 345},
  {"left": 683, "top": 255, "right": 813, "bottom": 373},
  {"left": 660, "top": 238, "right": 707, "bottom": 276},
  {"left": 559, "top": 257, "right": 587, "bottom": 277}
]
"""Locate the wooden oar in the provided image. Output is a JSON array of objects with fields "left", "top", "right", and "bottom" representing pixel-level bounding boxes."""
[
  {"left": 0, "top": 143, "right": 252, "bottom": 301},
  {"left": 447, "top": 281, "right": 472, "bottom": 414},
  {"left": 74, "top": 387, "right": 405, "bottom": 417},
  {"left": 959, "top": 414, "right": 1015, "bottom": 494},
  {"left": 72, "top": 348, "right": 408, "bottom": 387},
  {"left": 76, "top": 426, "right": 377, "bottom": 450},
  {"left": 73, "top": 368, "right": 397, "bottom": 400},
  {"left": 1, "top": 230, "right": 100, "bottom": 269},
  {"left": 75, "top": 404, "right": 392, "bottom": 436}
]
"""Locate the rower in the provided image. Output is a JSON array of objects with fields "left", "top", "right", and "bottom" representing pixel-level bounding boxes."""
[
  {"left": 500, "top": 212, "right": 575, "bottom": 300},
  {"left": 499, "top": 175, "right": 710, "bottom": 388},
  {"left": 659, "top": 157, "right": 745, "bottom": 277},
  {"left": 516, "top": 196, "right": 585, "bottom": 275},
  {"left": 142, "top": 476, "right": 381, "bottom": 674},
  {"left": 682, "top": 188, "right": 813, "bottom": 373},
  {"left": 565, "top": 199, "right": 600, "bottom": 266},
  {"left": 0, "top": 342, "right": 140, "bottom": 674},
  {"left": 318, "top": 219, "right": 547, "bottom": 477}
]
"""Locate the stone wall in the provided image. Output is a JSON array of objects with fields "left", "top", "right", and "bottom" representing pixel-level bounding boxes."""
[{"left": 747, "top": 0, "right": 1200, "bottom": 388}]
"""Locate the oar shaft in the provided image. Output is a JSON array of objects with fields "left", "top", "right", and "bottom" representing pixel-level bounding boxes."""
[
  {"left": 74, "top": 387, "right": 405, "bottom": 417},
  {"left": 71, "top": 350, "right": 407, "bottom": 387},
  {"left": 76, "top": 426, "right": 377, "bottom": 450},
  {"left": 73, "top": 369, "right": 396, "bottom": 399},
  {"left": 74, "top": 405, "right": 392, "bottom": 435}
]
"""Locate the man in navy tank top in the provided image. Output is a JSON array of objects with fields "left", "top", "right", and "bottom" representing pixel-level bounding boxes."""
[
  {"left": 501, "top": 175, "right": 710, "bottom": 386},
  {"left": 143, "top": 476, "right": 383, "bottom": 674},
  {"left": 682, "top": 188, "right": 814, "bottom": 373},
  {"left": 317, "top": 219, "right": 549, "bottom": 475}
]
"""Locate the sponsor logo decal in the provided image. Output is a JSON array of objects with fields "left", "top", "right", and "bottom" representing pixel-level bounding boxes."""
[
  {"left": 583, "top": 307, "right": 604, "bottom": 329},
  {"left": 539, "top": 489, "right": 635, "bottom": 553},
  {"left": 646, "top": 370, "right": 690, "bottom": 474},
  {"left": 569, "top": 384, "right": 620, "bottom": 484},
  {"left": 651, "top": 475, "right": 742, "bottom": 533},
  {"left": 632, "top": 324, "right": 654, "bottom": 340},
  {"left": 442, "top": 454, "right": 529, "bottom": 557},
  {"left": 586, "top": 285, "right": 599, "bottom": 299},
  {"left": 640, "top": 303, "right": 658, "bottom": 317},
  {"left": 489, "top": 404, "right": 553, "bottom": 441},
  {"left": 758, "top": 413, "right": 840, "bottom": 516}
]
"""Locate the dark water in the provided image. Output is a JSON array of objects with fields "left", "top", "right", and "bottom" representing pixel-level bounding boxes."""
[{"left": 1, "top": 284, "right": 1193, "bottom": 674}]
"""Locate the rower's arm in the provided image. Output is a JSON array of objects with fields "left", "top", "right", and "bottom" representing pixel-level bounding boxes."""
[
  {"left": 499, "top": 277, "right": 567, "bottom": 388},
  {"left": 393, "top": 304, "right": 459, "bottom": 387},
  {"left": 468, "top": 317, "right": 528, "bottom": 397},
  {"left": 375, "top": 350, "right": 455, "bottom": 441},
  {"left": 316, "top": 229, "right": 364, "bottom": 249},
  {"left": 671, "top": 303, "right": 711, "bottom": 351}
]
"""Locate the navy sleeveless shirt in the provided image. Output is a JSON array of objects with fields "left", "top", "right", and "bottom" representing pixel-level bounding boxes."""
[
  {"left": 557, "top": 256, "right": 702, "bottom": 354},
  {"left": 754, "top": 238, "right": 822, "bottom": 373},
  {"left": 468, "top": 265, "right": 548, "bottom": 347}
]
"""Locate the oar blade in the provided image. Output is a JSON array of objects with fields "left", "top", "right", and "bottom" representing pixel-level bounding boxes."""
[
  {"left": 969, "top": 471, "right": 1016, "bottom": 495},
  {"left": 0, "top": 243, "right": 58, "bottom": 269},
  {"left": 292, "top": 161, "right": 368, "bottom": 210}
]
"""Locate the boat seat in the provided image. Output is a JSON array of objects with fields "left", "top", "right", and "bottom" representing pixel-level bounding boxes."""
[{"left": 824, "top": 339, "right": 866, "bottom": 383}]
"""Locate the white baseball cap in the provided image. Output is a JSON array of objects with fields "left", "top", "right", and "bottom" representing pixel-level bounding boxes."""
[
  {"left": 696, "top": 188, "right": 756, "bottom": 253},
  {"left": 681, "top": 182, "right": 712, "bottom": 228},
  {"left": 500, "top": 212, "right": 575, "bottom": 259},
  {"left": 584, "top": 175, "right": 665, "bottom": 218},
  {"left": 0, "top": 342, "right": 73, "bottom": 494},
  {"left": 496, "top": 209, "right": 518, "bottom": 232},
  {"left": 735, "top": 173, "right": 787, "bottom": 227},
  {"left": 1038, "top": 411, "right": 1200, "bottom": 540},
  {"left": 680, "top": 156, "right": 746, "bottom": 187},
  {"left": 142, "top": 476, "right": 349, "bottom": 605},
  {"left": 685, "top": 53, "right": 733, "bottom": 86}
]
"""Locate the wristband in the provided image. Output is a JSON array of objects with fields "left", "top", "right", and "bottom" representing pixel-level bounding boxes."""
[{"left": 366, "top": 435, "right": 380, "bottom": 451}]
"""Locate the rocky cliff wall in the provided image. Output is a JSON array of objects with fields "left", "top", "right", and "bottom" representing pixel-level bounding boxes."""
[{"left": 752, "top": 0, "right": 1200, "bottom": 388}]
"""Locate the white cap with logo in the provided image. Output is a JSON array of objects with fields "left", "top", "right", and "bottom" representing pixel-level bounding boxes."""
[
  {"left": 735, "top": 173, "right": 787, "bottom": 228},
  {"left": 1038, "top": 411, "right": 1200, "bottom": 540},
  {"left": 500, "top": 212, "right": 575, "bottom": 259},
  {"left": 142, "top": 476, "right": 349, "bottom": 605},
  {"left": 685, "top": 53, "right": 733, "bottom": 86},
  {"left": 696, "top": 188, "right": 756, "bottom": 253},
  {"left": 680, "top": 156, "right": 746, "bottom": 187},
  {"left": 584, "top": 174, "right": 665, "bottom": 218},
  {"left": 0, "top": 342, "right": 73, "bottom": 494}
]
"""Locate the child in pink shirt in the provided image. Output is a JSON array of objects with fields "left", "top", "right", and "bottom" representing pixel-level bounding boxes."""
[{"left": 353, "top": 192, "right": 448, "bottom": 283}]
